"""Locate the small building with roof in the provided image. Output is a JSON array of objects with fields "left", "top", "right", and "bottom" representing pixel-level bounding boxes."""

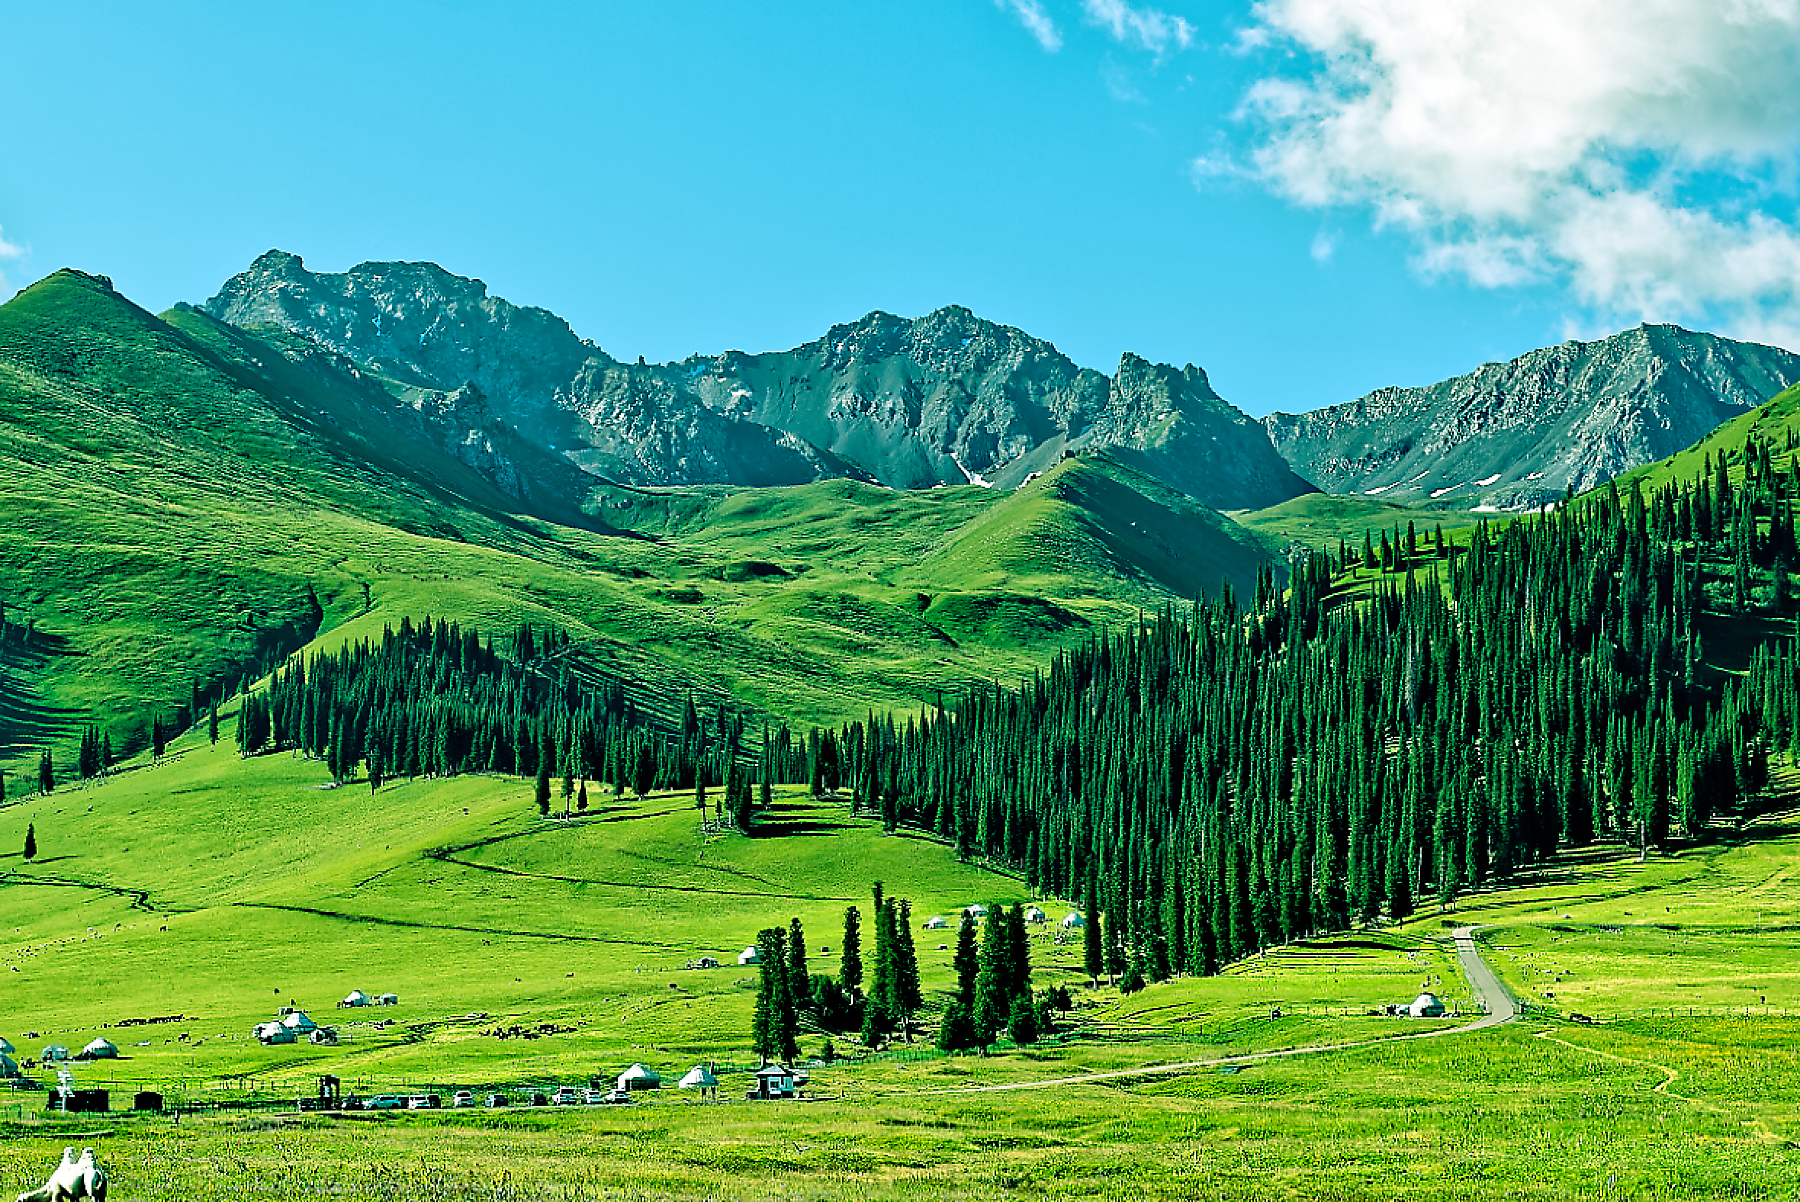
[
  {"left": 751, "top": 1063, "right": 799, "bottom": 1100},
  {"left": 964, "top": 904, "right": 989, "bottom": 919},
  {"left": 341, "top": 990, "right": 372, "bottom": 1008},
  {"left": 79, "top": 1037, "right": 119, "bottom": 1060},
  {"left": 923, "top": 915, "right": 948, "bottom": 930},
  {"left": 1408, "top": 991, "right": 1446, "bottom": 1019},
  {"left": 617, "top": 1063, "right": 662, "bottom": 1092},
  {"left": 0, "top": 1052, "right": 19, "bottom": 1079},
  {"left": 738, "top": 946, "right": 761, "bottom": 966},
  {"left": 1061, "top": 911, "right": 1085, "bottom": 929},
  {"left": 1025, "top": 906, "right": 1047, "bottom": 924},
  {"left": 678, "top": 1064, "right": 719, "bottom": 1096}
]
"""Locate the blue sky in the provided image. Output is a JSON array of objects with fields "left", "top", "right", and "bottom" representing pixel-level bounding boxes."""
[{"left": 6, "top": 1, "right": 1799, "bottom": 416}]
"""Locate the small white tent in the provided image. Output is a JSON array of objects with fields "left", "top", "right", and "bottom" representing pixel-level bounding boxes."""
[
  {"left": 0, "top": 1053, "right": 19, "bottom": 1079},
  {"left": 738, "top": 946, "right": 761, "bottom": 966},
  {"left": 254, "top": 1022, "right": 295, "bottom": 1045},
  {"left": 923, "top": 916, "right": 948, "bottom": 930},
  {"left": 617, "top": 1063, "right": 662, "bottom": 1092},
  {"left": 1025, "top": 906, "right": 1047, "bottom": 924},
  {"left": 341, "top": 990, "right": 371, "bottom": 1007},
  {"left": 677, "top": 1064, "right": 718, "bottom": 1090},
  {"left": 280, "top": 1010, "right": 319, "bottom": 1033},
  {"left": 80, "top": 1037, "right": 119, "bottom": 1060},
  {"left": 1061, "top": 911, "right": 1085, "bottom": 929},
  {"left": 41, "top": 1045, "right": 69, "bottom": 1062},
  {"left": 378, "top": 993, "right": 399, "bottom": 1006},
  {"left": 1408, "top": 992, "right": 1446, "bottom": 1019},
  {"left": 0, "top": 1036, "right": 14, "bottom": 1055},
  {"left": 964, "top": 904, "right": 989, "bottom": 919}
]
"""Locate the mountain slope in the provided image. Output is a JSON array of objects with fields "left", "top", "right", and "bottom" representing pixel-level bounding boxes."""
[
  {"left": 1265, "top": 324, "right": 1800, "bottom": 510},
  {"left": 203, "top": 252, "right": 1315, "bottom": 509},
  {"left": 0, "top": 268, "right": 1282, "bottom": 778}
]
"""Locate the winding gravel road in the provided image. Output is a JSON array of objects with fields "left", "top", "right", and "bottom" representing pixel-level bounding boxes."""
[{"left": 929, "top": 924, "right": 1520, "bottom": 1095}]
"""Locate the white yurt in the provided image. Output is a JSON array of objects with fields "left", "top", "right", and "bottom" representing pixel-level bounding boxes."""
[
  {"left": 280, "top": 1010, "right": 319, "bottom": 1033},
  {"left": 1025, "top": 906, "right": 1047, "bottom": 924},
  {"left": 964, "top": 904, "right": 989, "bottom": 919},
  {"left": 254, "top": 1021, "right": 295, "bottom": 1045},
  {"left": 616, "top": 1063, "right": 662, "bottom": 1092},
  {"left": 0, "top": 1036, "right": 14, "bottom": 1055},
  {"left": 41, "top": 1045, "right": 69, "bottom": 1062},
  {"left": 677, "top": 1064, "right": 719, "bottom": 1090},
  {"left": 80, "top": 1037, "right": 119, "bottom": 1060},
  {"left": 341, "top": 990, "right": 371, "bottom": 1007},
  {"left": 1408, "top": 992, "right": 1447, "bottom": 1019},
  {"left": 1061, "top": 911, "right": 1086, "bottom": 929},
  {"left": 923, "top": 916, "right": 948, "bottom": 930},
  {"left": 0, "top": 1052, "right": 19, "bottom": 1079},
  {"left": 738, "top": 946, "right": 761, "bottom": 966}
]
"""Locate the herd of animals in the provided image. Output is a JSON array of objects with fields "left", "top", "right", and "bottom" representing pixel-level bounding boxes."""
[{"left": 12, "top": 1148, "right": 105, "bottom": 1202}]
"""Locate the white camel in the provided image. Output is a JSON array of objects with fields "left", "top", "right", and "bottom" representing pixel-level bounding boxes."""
[{"left": 14, "top": 1146, "right": 105, "bottom": 1202}]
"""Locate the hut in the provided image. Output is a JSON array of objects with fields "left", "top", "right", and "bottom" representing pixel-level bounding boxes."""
[
  {"left": 693, "top": 956, "right": 720, "bottom": 969},
  {"left": 0, "top": 1053, "right": 19, "bottom": 1079},
  {"left": 340, "top": 990, "right": 372, "bottom": 1008},
  {"left": 964, "top": 904, "right": 989, "bottom": 919},
  {"left": 616, "top": 1063, "right": 662, "bottom": 1092},
  {"left": 1408, "top": 992, "right": 1447, "bottom": 1019},
  {"left": 254, "top": 1022, "right": 296, "bottom": 1046},
  {"left": 923, "top": 916, "right": 948, "bottom": 930},
  {"left": 79, "top": 1037, "right": 119, "bottom": 1060},
  {"left": 751, "top": 1063, "right": 797, "bottom": 1100},
  {"left": 309, "top": 1028, "right": 340, "bottom": 1045},
  {"left": 377, "top": 993, "right": 399, "bottom": 1006},
  {"left": 0, "top": 1037, "right": 14, "bottom": 1055},
  {"left": 1060, "top": 911, "right": 1085, "bottom": 929},
  {"left": 280, "top": 1010, "right": 319, "bottom": 1034},
  {"left": 677, "top": 1064, "right": 719, "bottom": 1096},
  {"left": 41, "top": 1045, "right": 69, "bottom": 1063},
  {"left": 737, "top": 946, "right": 761, "bottom": 966},
  {"left": 1025, "top": 907, "right": 1047, "bottom": 924}
]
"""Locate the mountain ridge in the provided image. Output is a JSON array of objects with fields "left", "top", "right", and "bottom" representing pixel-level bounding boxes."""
[
  {"left": 203, "top": 251, "right": 1316, "bottom": 511},
  {"left": 1264, "top": 323, "right": 1800, "bottom": 510}
]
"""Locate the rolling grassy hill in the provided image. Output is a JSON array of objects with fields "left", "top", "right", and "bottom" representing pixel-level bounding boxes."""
[{"left": 0, "top": 271, "right": 1282, "bottom": 782}]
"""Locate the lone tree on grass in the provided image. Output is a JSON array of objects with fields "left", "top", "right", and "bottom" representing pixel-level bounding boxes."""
[
  {"left": 23, "top": 822, "right": 35, "bottom": 862},
  {"left": 37, "top": 749, "right": 53, "bottom": 794}
]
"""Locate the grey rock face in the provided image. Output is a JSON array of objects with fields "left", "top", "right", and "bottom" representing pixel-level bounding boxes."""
[
  {"left": 1265, "top": 325, "right": 1800, "bottom": 510},
  {"left": 205, "top": 253, "right": 1313, "bottom": 508}
]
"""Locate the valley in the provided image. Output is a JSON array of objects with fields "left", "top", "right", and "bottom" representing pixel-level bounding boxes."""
[{"left": 3, "top": 259, "right": 1800, "bottom": 1200}]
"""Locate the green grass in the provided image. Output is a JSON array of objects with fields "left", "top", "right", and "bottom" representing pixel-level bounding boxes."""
[{"left": 0, "top": 274, "right": 1279, "bottom": 783}]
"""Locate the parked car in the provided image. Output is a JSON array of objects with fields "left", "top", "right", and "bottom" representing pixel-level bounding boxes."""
[
  {"left": 366, "top": 1094, "right": 406, "bottom": 1110},
  {"left": 483, "top": 1093, "right": 510, "bottom": 1108},
  {"left": 582, "top": 1088, "right": 607, "bottom": 1105},
  {"left": 551, "top": 1086, "right": 581, "bottom": 1105},
  {"left": 528, "top": 1091, "right": 550, "bottom": 1107},
  {"left": 601, "top": 1088, "right": 632, "bottom": 1105},
  {"left": 407, "top": 1094, "right": 440, "bottom": 1109},
  {"left": 451, "top": 1091, "right": 475, "bottom": 1108}
]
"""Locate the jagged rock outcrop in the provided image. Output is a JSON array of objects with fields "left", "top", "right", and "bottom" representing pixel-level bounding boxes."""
[
  {"left": 204, "top": 252, "right": 1314, "bottom": 508},
  {"left": 1265, "top": 325, "right": 1800, "bottom": 510}
]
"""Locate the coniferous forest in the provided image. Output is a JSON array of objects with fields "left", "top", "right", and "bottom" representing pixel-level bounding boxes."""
[{"left": 237, "top": 437, "right": 1800, "bottom": 988}]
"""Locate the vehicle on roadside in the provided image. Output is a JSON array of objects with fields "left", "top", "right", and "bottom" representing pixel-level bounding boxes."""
[
  {"left": 601, "top": 1088, "right": 632, "bottom": 1105},
  {"left": 552, "top": 1086, "right": 581, "bottom": 1105},
  {"left": 366, "top": 1095, "right": 406, "bottom": 1110},
  {"left": 451, "top": 1090, "right": 475, "bottom": 1108},
  {"left": 407, "top": 1094, "right": 440, "bottom": 1109},
  {"left": 528, "top": 1091, "right": 550, "bottom": 1106},
  {"left": 483, "top": 1093, "right": 509, "bottom": 1108},
  {"left": 582, "top": 1088, "right": 607, "bottom": 1105}
]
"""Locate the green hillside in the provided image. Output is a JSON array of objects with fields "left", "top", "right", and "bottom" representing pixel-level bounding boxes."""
[{"left": 0, "top": 271, "right": 1280, "bottom": 781}]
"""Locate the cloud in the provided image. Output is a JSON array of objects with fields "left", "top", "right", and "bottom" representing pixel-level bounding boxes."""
[
  {"left": 995, "top": 0, "right": 1063, "bottom": 51},
  {"left": 0, "top": 225, "right": 22, "bottom": 296},
  {"left": 1309, "top": 229, "right": 1337, "bottom": 265},
  {"left": 1236, "top": 0, "right": 1800, "bottom": 344},
  {"left": 1082, "top": 0, "right": 1195, "bottom": 57}
]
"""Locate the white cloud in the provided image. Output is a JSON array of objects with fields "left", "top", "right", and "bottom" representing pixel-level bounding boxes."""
[
  {"left": 1236, "top": 0, "right": 1800, "bottom": 345},
  {"left": 0, "top": 225, "right": 22, "bottom": 296},
  {"left": 996, "top": 0, "right": 1063, "bottom": 52},
  {"left": 1082, "top": 0, "right": 1195, "bottom": 57},
  {"left": 1309, "top": 229, "right": 1337, "bottom": 265}
]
